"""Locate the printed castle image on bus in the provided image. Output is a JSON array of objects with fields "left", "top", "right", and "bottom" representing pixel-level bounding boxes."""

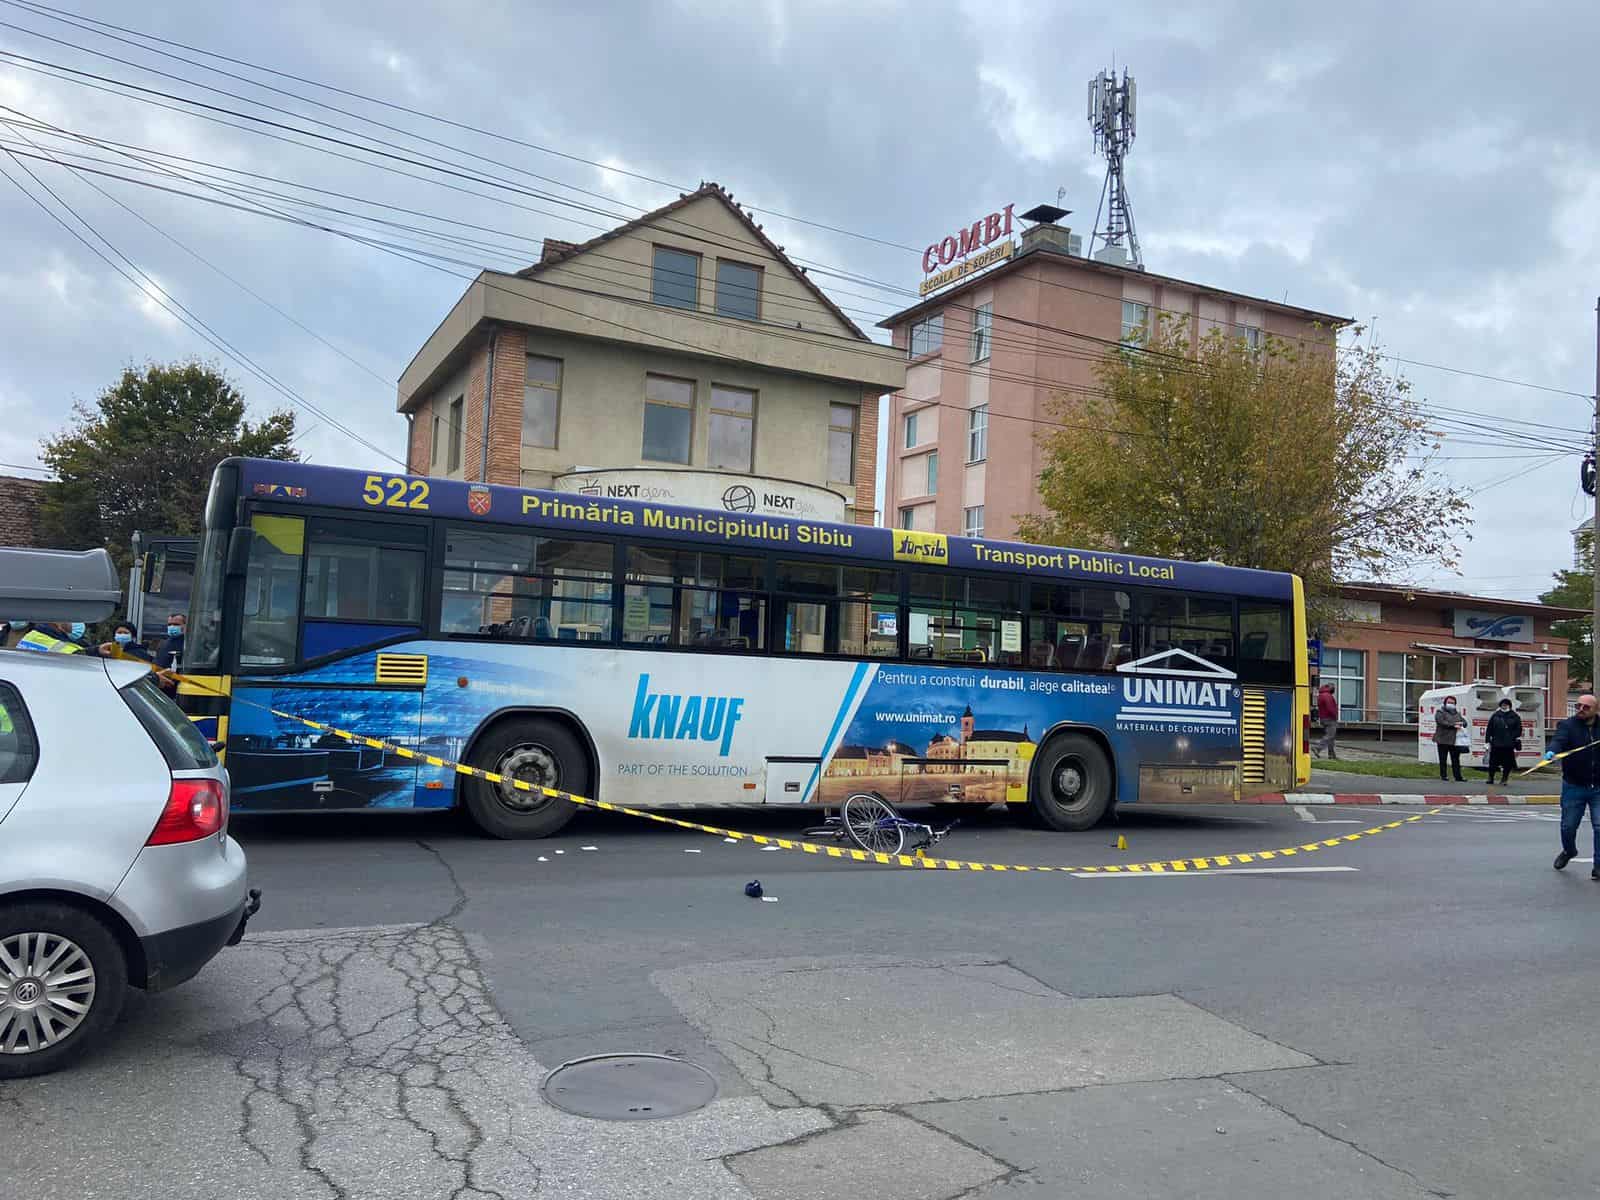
[{"left": 819, "top": 705, "right": 1034, "bottom": 807}]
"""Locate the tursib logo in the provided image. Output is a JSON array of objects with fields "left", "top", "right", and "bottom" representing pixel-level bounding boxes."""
[{"left": 628, "top": 674, "right": 745, "bottom": 756}]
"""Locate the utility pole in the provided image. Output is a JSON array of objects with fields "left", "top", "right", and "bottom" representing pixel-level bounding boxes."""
[{"left": 1592, "top": 295, "right": 1598, "bottom": 687}]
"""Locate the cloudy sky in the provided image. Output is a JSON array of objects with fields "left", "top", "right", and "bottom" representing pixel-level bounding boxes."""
[{"left": 1, "top": 0, "right": 1596, "bottom": 600}]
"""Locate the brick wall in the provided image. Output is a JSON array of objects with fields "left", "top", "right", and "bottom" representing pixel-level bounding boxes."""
[
  {"left": 486, "top": 328, "right": 527, "bottom": 486},
  {"left": 854, "top": 391, "right": 880, "bottom": 525},
  {"left": 460, "top": 344, "right": 488, "bottom": 481},
  {"left": 405, "top": 409, "right": 429, "bottom": 474},
  {"left": 0, "top": 475, "right": 43, "bottom": 547}
]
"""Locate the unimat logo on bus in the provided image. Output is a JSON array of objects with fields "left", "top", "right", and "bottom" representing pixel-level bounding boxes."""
[{"left": 1113, "top": 649, "right": 1239, "bottom": 730}]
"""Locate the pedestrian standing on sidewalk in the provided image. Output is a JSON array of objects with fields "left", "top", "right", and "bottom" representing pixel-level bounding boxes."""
[
  {"left": 1542, "top": 693, "right": 1600, "bottom": 878},
  {"left": 1485, "top": 697, "right": 1522, "bottom": 786},
  {"left": 1315, "top": 683, "right": 1340, "bottom": 759},
  {"left": 1433, "top": 696, "right": 1467, "bottom": 782}
]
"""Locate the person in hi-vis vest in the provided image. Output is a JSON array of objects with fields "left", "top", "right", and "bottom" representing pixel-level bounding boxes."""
[{"left": 14, "top": 622, "right": 84, "bottom": 654}]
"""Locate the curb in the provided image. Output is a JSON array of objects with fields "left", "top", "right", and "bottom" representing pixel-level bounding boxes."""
[{"left": 1261, "top": 793, "right": 1560, "bottom": 806}]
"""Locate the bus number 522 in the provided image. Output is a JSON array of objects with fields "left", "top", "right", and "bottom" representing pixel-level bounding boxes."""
[{"left": 362, "top": 475, "right": 430, "bottom": 510}]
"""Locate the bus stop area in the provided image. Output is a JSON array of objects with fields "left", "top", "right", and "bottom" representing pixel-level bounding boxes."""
[{"left": 2, "top": 798, "right": 1592, "bottom": 1200}]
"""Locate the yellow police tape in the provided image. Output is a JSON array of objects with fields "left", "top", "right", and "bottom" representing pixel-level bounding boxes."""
[{"left": 169, "top": 668, "right": 1437, "bottom": 874}]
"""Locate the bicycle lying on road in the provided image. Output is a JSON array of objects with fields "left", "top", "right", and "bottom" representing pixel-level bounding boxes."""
[{"left": 803, "top": 793, "right": 958, "bottom": 857}]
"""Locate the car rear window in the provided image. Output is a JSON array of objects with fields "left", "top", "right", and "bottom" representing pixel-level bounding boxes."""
[{"left": 120, "top": 674, "right": 217, "bottom": 771}]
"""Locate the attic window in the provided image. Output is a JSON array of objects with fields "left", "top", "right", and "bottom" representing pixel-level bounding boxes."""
[
  {"left": 652, "top": 246, "right": 699, "bottom": 310},
  {"left": 715, "top": 260, "right": 761, "bottom": 321}
]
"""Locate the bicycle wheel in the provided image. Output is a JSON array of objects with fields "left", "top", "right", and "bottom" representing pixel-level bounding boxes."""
[{"left": 841, "top": 794, "right": 905, "bottom": 856}]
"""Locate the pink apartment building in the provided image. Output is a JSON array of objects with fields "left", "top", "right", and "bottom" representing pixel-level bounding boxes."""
[{"left": 877, "top": 212, "right": 1350, "bottom": 540}]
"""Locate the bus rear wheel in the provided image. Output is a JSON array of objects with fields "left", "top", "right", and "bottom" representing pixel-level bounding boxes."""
[
  {"left": 1029, "top": 733, "right": 1113, "bottom": 832},
  {"left": 462, "top": 718, "right": 586, "bottom": 839}
]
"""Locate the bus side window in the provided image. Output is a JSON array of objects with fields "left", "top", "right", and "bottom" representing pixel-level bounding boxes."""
[
  {"left": 623, "top": 548, "right": 765, "bottom": 650},
  {"left": 908, "top": 573, "right": 1022, "bottom": 667},
  {"left": 1134, "top": 592, "right": 1235, "bottom": 671},
  {"left": 442, "top": 525, "right": 614, "bottom": 643},
  {"left": 239, "top": 514, "right": 304, "bottom": 667},
  {"left": 1238, "top": 599, "right": 1293, "bottom": 686},
  {"left": 773, "top": 560, "right": 835, "bottom": 654},
  {"left": 1029, "top": 585, "right": 1128, "bottom": 672}
]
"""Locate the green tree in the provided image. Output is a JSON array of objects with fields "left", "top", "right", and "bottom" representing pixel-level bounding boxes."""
[
  {"left": 1540, "top": 525, "right": 1592, "bottom": 687},
  {"left": 1015, "top": 321, "right": 1457, "bottom": 631},
  {"left": 38, "top": 360, "right": 296, "bottom": 562}
]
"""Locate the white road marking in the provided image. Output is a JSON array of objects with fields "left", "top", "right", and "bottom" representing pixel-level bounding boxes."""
[
  {"left": 1295, "top": 805, "right": 1315, "bottom": 822},
  {"left": 1072, "top": 866, "right": 1361, "bottom": 879}
]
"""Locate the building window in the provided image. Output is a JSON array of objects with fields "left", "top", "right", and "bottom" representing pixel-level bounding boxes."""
[
  {"left": 708, "top": 385, "right": 756, "bottom": 472},
  {"left": 963, "top": 505, "right": 985, "bottom": 537},
  {"left": 828, "top": 404, "right": 856, "bottom": 484},
  {"left": 970, "top": 302, "right": 992, "bottom": 361},
  {"left": 447, "top": 395, "right": 464, "bottom": 472},
  {"left": 925, "top": 451, "right": 938, "bottom": 495},
  {"left": 1244, "top": 325, "right": 1264, "bottom": 353},
  {"left": 523, "top": 354, "right": 561, "bottom": 449},
  {"left": 1321, "top": 648, "right": 1365, "bottom": 721},
  {"left": 1513, "top": 660, "right": 1551, "bottom": 712},
  {"left": 967, "top": 405, "right": 988, "bottom": 463},
  {"left": 714, "top": 259, "right": 761, "bottom": 321},
  {"left": 651, "top": 246, "right": 699, "bottom": 310},
  {"left": 1120, "top": 300, "right": 1149, "bottom": 345},
  {"left": 897, "top": 505, "right": 916, "bottom": 529},
  {"left": 430, "top": 411, "right": 442, "bottom": 468},
  {"left": 643, "top": 373, "right": 694, "bottom": 464},
  {"left": 903, "top": 410, "right": 919, "bottom": 449},
  {"left": 909, "top": 313, "right": 944, "bottom": 357},
  {"left": 1377, "top": 652, "right": 1465, "bottom": 723}
]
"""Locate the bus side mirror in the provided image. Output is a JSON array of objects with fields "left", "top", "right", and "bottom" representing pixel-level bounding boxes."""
[{"left": 225, "top": 527, "right": 253, "bottom": 577}]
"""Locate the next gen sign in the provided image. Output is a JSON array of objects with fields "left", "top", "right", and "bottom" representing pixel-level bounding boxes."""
[{"left": 920, "top": 204, "right": 1016, "bottom": 296}]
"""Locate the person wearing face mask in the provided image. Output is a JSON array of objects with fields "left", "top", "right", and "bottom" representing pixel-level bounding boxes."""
[
  {"left": 13, "top": 620, "right": 85, "bottom": 654},
  {"left": 1432, "top": 695, "right": 1467, "bottom": 783},
  {"left": 96, "top": 620, "right": 152, "bottom": 662},
  {"left": 154, "top": 611, "right": 186, "bottom": 670}
]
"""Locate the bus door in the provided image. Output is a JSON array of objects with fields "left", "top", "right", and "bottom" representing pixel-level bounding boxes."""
[{"left": 227, "top": 512, "right": 432, "bottom": 811}]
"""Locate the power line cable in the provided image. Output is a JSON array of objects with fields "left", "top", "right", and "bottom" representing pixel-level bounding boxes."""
[
  {"left": 0, "top": 142, "right": 405, "bottom": 467},
  {"left": 3, "top": 31, "right": 1592, "bottom": 406},
  {"left": 3, "top": 0, "right": 922, "bottom": 252}
]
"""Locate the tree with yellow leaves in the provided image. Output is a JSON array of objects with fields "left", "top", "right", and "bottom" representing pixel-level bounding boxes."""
[{"left": 1016, "top": 321, "right": 1455, "bottom": 629}]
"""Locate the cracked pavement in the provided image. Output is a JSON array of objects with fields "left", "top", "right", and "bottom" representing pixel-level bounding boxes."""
[{"left": 2, "top": 804, "right": 1596, "bottom": 1198}]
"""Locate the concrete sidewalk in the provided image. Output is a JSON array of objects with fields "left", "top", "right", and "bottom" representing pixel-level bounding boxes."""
[{"left": 1263, "top": 766, "right": 1562, "bottom": 804}]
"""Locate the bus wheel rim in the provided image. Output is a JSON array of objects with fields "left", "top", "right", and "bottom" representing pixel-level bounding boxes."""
[
  {"left": 1053, "top": 760, "right": 1087, "bottom": 808},
  {"left": 494, "top": 744, "right": 560, "bottom": 812}
]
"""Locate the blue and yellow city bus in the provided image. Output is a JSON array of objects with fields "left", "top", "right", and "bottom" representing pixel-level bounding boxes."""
[{"left": 180, "top": 458, "right": 1311, "bottom": 838}]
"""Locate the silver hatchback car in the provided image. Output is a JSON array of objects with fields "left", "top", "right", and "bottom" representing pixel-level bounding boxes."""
[{"left": 0, "top": 640, "right": 257, "bottom": 1078}]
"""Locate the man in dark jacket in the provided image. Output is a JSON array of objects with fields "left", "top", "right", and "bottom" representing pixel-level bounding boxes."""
[
  {"left": 1485, "top": 698, "right": 1522, "bottom": 786},
  {"left": 1542, "top": 694, "right": 1600, "bottom": 877}
]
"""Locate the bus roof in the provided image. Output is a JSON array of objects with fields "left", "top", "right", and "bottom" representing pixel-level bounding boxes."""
[{"left": 223, "top": 458, "right": 1295, "bottom": 601}]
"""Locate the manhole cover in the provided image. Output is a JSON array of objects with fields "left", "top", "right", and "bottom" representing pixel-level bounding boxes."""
[{"left": 541, "top": 1053, "right": 719, "bottom": 1121}]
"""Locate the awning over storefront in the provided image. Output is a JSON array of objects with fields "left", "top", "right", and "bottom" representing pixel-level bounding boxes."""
[{"left": 1411, "top": 641, "right": 1569, "bottom": 661}]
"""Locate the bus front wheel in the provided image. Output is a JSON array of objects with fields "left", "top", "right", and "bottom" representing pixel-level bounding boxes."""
[
  {"left": 1029, "top": 733, "right": 1113, "bottom": 832},
  {"left": 462, "top": 718, "right": 586, "bottom": 839}
]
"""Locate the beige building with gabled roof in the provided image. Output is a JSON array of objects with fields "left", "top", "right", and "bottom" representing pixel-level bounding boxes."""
[{"left": 399, "top": 183, "right": 905, "bottom": 524}]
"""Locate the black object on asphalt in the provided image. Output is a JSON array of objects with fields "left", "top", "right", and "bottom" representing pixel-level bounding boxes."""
[{"left": 744, "top": 880, "right": 763, "bottom": 898}]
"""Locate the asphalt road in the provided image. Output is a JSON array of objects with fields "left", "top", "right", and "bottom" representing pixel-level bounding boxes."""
[{"left": 4, "top": 799, "right": 1596, "bottom": 1199}]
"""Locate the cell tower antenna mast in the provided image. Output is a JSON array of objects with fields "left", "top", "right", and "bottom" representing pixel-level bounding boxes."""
[{"left": 1087, "top": 67, "right": 1142, "bottom": 269}]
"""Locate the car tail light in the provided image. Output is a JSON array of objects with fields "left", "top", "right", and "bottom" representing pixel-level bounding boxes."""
[{"left": 147, "top": 778, "right": 227, "bottom": 845}]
